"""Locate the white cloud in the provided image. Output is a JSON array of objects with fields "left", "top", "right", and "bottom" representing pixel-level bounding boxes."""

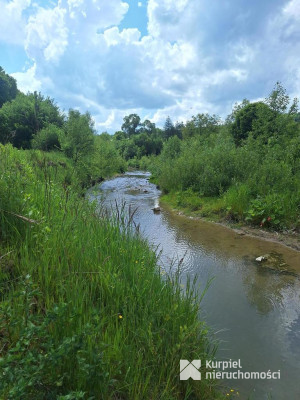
[
  {"left": 97, "top": 111, "right": 115, "bottom": 129},
  {"left": 11, "top": 63, "right": 41, "bottom": 92},
  {"left": 283, "top": 0, "right": 300, "bottom": 18},
  {"left": 3, "top": 0, "right": 300, "bottom": 133},
  {"left": 0, "top": 0, "right": 31, "bottom": 45},
  {"left": 26, "top": 5, "right": 68, "bottom": 63}
]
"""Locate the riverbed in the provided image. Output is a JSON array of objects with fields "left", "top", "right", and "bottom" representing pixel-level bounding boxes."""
[{"left": 89, "top": 171, "right": 300, "bottom": 400}]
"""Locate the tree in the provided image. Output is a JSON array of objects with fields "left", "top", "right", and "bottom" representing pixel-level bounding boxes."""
[
  {"left": 0, "top": 109, "right": 11, "bottom": 144},
  {"left": 133, "top": 133, "right": 163, "bottom": 157},
  {"left": 174, "top": 122, "right": 184, "bottom": 139},
  {"left": 29, "top": 92, "right": 64, "bottom": 129},
  {"left": 60, "top": 110, "right": 95, "bottom": 163},
  {"left": 163, "top": 116, "right": 176, "bottom": 140},
  {"left": 226, "top": 99, "right": 250, "bottom": 125},
  {"left": 0, "top": 66, "right": 18, "bottom": 107},
  {"left": 114, "top": 130, "right": 127, "bottom": 141},
  {"left": 140, "top": 119, "right": 156, "bottom": 135},
  {"left": 263, "top": 83, "right": 299, "bottom": 139},
  {"left": 0, "top": 91, "right": 64, "bottom": 148},
  {"left": 265, "top": 82, "right": 290, "bottom": 114},
  {"left": 289, "top": 98, "right": 299, "bottom": 116},
  {"left": 182, "top": 113, "right": 220, "bottom": 139},
  {"left": 121, "top": 114, "right": 141, "bottom": 137},
  {"left": 94, "top": 135, "right": 126, "bottom": 177},
  {"left": 230, "top": 102, "right": 273, "bottom": 145},
  {"left": 0, "top": 93, "right": 37, "bottom": 148},
  {"left": 98, "top": 132, "right": 111, "bottom": 141},
  {"left": 122, "top": 140, "right": 139, "bottom": 160}
]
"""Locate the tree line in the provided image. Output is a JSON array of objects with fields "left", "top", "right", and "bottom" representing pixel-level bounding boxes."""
[{"left": 1, "top": 65, "right": 300, "bottom": 231}]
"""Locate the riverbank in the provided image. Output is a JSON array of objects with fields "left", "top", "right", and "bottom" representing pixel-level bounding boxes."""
[
  {"left": 0, "top": 146, "right": 225, "bottom": 400},
  {"left": 160, "top": 192, "right": 300, "bottom": 253},
  {"left": 98, "top": 171, "right": 300, "bottom": 400}
]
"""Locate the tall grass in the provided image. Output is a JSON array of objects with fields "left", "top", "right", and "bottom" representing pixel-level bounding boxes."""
[{"left": 0, "top": 144, "right": 223, "bottom": 399}]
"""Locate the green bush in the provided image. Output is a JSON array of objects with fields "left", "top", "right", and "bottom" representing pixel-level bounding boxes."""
[
  {"left": 31, "top": 124, "right": 62, "bottom": 151},
  {"left": 155, "top": 114, "right": 300, "bottom": 230}
]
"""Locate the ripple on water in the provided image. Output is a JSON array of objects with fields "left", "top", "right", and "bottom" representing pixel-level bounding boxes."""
[{"left": 94, "top": 172, "right": 300, "bottom": 400}]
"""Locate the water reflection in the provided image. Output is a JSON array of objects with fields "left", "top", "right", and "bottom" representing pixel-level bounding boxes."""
[{"left": 89, "top": 172, "right": 300, "bottom": 400}]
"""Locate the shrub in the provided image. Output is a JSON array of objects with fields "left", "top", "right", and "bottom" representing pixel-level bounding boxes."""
[{"left": 31, "top": 124, "right": 62, "bottom": 151}]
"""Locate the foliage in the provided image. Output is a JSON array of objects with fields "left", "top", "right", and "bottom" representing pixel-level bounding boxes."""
[
  {"left": 153, "top": 84, "right": 300, "bottom": 231},
  {"left": 265, "top": 82, "right": 292, "bottom": 114},
  {"left": 230, "top": 102, "right": 273, "bottom": 145},
  {"left": 60, "top": 110, "right": 95, "bottom": 163},
  {"left": 31, "top": 124, "right": 62, "bottom": 151},
  {"left": 224, "top": 184, "right": 251, "bottom": 220},
  {"left": 182, "top": 113, "right": 220, "bottom": 140},
  {"left": 0, "top": 66, "right": 18, "bottom": 107},
  {"left": 163, "top": 116, "right": 176, "bottom": 139},
  {"left": 160, "top": 136, "right": 182, "bottom": 161},
  {"left": 0, "top": 92, "right": 64, "bottom": 148},
  {"left": 121, "top": 113, "right": 141, "bottom": 136},
  {"left": 0, "top": 144, "right": 221, "bottom": 400},
  {"left": 93, "top": 134, "right": 126, "bottom": 178}
]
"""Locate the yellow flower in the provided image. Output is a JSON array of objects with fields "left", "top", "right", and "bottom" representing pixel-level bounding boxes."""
[
  {"left": 118, "top": 314, "right": 123, "bottom": 319},
  {"left": 230, "top": 389, "right": 234, "bottom": 392}
]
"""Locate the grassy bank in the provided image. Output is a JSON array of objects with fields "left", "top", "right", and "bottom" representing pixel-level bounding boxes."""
[
  {"left": 0, "top": 144, "right": 224, "bottom": 400},
  {"left": 159, "top": 192, "right": 300, "bottom": 253},
  {"left": 160, "top": 192, "right": 225, "bottom": 222}
]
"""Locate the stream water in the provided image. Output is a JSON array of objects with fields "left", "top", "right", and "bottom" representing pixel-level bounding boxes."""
[{"left": 88, "top": 171, "right": 300, "bottom": 400}]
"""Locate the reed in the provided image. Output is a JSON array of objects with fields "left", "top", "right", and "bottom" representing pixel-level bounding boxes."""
[{"left": 0, "top": 144, "right": 223, "bottom": 400}]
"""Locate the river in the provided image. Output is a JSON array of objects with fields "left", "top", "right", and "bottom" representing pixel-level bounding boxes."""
[{"left": 88, "top": 171, "right": 300, "bottom": 400}]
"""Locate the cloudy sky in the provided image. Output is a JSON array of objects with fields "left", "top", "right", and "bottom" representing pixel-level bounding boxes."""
[{"left": 0, "top": 0, "right": 299, "bottom": 132}]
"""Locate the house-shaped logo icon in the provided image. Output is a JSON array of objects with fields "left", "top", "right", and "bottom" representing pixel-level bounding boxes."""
[{"left": 180, "top": 360, "right": 201, "bottom": 380}]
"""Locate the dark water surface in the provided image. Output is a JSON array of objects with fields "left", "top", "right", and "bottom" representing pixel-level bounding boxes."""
[{"left": 89, "top": 171, "right": 300, "bottom": 400}]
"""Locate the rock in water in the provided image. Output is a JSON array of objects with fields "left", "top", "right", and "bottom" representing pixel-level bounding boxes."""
[{"left": 255, "top": 252, "right": 295, "bottom": 275}]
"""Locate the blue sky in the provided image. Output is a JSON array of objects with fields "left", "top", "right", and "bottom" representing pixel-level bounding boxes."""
[{"left": 0, "top": 0, "right": 299, "bottom": 132}]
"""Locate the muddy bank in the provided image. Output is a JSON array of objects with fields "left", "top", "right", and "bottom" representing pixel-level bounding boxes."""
[{"left": 160, "top": 199, "right": 300, "bottom": 253}]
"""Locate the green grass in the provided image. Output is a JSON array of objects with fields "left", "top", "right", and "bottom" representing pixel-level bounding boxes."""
[
  {"left": 0, "top": 145, "right": 224, "bottom": 400},
  {"left": 161, "top": 191, "right": 226, "bottom": 222}
]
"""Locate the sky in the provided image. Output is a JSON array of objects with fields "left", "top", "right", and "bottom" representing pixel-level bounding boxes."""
[{"left": 0, "top": 0, "right": 300, "bottom": 133}]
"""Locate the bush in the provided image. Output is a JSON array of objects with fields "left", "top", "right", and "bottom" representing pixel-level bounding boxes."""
[{"left": 31, "top": 124, "right": 62, "bottom": 151}]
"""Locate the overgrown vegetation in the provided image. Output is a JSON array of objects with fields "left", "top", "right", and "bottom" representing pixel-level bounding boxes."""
[
  {"left": 0, "top": 145, "right": 222, "bottom": 399},
  {"left": 0, "top": 68, "right": 223, "bottom": 399},
  {"left": 1, "top": 65, "right": 299, "bottom": 398},
  {"left": 0, "top": 67, "right": 125, "bottom": 188},
  {"left": 151, "top": 83, "right": 300, "bottom": 231}
]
